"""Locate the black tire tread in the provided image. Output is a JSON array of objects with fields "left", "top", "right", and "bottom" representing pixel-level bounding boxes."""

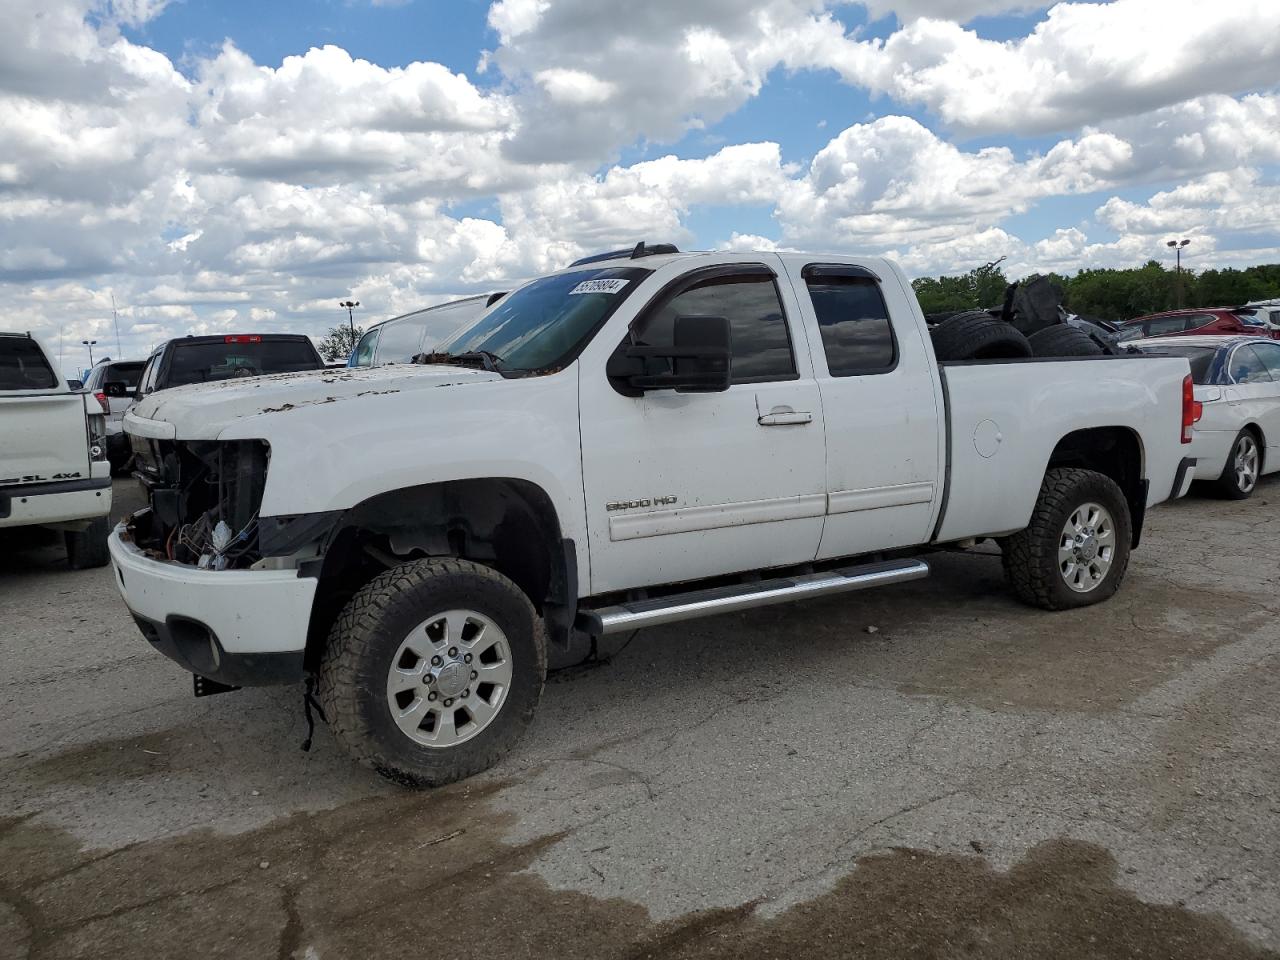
[
  {"left": 318, "top": 557, "right": 546, "bottom": 786},
  {"left": 930, "top": 312, "right": 1032, "bottom": 362},
  {"left": 1027, "top": 324, "right": 1104, "bottom": 358},
  {"left": 66, "top": 516, "right": 110, "bottom": 569},
  {"left": 1001, "top": 467, "right": 1131, "bottom": 611}
]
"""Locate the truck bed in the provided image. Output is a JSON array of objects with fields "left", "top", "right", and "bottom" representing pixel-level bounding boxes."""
[{"left": 933, "top": 355, "right": 1191, "bottom": 544}]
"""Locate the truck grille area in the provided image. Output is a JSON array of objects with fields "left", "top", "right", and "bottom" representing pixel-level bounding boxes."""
[{"left": 129, "top": 439, "right": 269, "bottom": 569}]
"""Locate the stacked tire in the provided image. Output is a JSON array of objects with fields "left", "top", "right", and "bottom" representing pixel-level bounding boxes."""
[
  {"left": 930, "top": 313, "right": 1105, "bottom": 362},
  {"left": 929, "top": 311, "right": 1031, "bottom": 362}
]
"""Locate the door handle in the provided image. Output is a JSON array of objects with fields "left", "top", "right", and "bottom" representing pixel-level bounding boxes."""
[{"left": 758, "top": 405, "right": 813, "bottom": 426}]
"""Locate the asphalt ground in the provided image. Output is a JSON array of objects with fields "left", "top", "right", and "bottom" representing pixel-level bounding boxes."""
[{"left": 1, "top": 478, "right": 1278, "bottom": 959}]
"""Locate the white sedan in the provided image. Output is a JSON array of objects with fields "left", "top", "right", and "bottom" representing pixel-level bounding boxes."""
[{"left": 1132, "top": 335, "right": 1280, "bottom": 498}]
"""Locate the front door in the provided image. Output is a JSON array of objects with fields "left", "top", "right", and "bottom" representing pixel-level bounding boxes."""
[{"left": 578, "top": 260, "right": 826, "bottom": 594}]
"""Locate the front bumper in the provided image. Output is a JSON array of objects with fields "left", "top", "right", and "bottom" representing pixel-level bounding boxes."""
[
  {"left": 109, "top": 515, "right": 317, "bottom": 686},
  {"left": 0, "top": 467, "right": 112, "bottom": 529}
]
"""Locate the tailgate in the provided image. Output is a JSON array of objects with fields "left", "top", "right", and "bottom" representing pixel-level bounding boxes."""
[{"left": 0, "top": 393, "right": 91, "bottom": 485}]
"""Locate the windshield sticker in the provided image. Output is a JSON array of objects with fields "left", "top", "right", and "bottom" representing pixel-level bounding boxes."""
[{"left": 569, "top": 278, "right": 630, "bottom": 296}]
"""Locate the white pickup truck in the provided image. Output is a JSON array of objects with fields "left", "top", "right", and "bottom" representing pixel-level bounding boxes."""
[
  {"left": 1, "top": 332, "right": 113, "bottom": 568},
  {"left": 110, "top": 248, "right": 1198, "bottom": 784}
]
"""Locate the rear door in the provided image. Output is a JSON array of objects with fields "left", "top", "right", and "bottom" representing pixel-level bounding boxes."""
[
  {"left": 780, "top": 258, "right": 943, "bottom": 559},
  {"left": 0, "top": 336, "right": 90, "bottom": 486}
]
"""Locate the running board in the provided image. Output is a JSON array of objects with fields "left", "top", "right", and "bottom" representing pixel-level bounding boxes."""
[{"left": 578, "top": 558, "right": 930, "bottom": 636}]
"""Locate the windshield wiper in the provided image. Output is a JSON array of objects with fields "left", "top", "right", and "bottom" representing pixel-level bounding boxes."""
[{"left": 415, "top": 350, "right": 505, "bottom": 373}]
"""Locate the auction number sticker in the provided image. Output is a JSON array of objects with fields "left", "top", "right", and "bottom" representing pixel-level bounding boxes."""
[{"left": 569, "top": 278, "right": 630, "bottom": 295}]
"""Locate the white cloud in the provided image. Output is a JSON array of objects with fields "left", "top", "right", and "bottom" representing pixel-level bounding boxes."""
[
  {"left": 789, "top": 0, "right": 1280, "bottom": 135},
  {"left": 534, "top": 68, "right": 617, "bottom": 105}
]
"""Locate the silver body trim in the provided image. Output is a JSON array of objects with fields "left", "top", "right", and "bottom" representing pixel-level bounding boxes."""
[{"left": 581, "top": 558, "right": 930, "bottom": 634}]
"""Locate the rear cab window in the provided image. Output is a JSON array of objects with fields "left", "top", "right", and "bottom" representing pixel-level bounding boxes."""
[
  {"left": 105, "top": 362, "right": 145, "bottom": 391},
  {"left": 162, "top": 337, "right": 322, "bottom": 388},
  {"left": 0, "top": 336, "right": 57, "bottom": 390},
  {"left": 801, "top": 264, "right": 897, "bottom": 376}
]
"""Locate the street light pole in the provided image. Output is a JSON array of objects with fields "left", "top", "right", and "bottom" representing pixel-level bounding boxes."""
[
  {"left": 81, "top": 339, "right": 97, "bottom": 368},
  {"left": 1166, "top": 239, "right": 1190, "bottom": 308},
  {"left": 339, "top": 300, "right": 360, "bottom": 346}
]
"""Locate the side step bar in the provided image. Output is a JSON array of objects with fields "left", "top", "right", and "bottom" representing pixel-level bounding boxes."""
[{"left": 578, "top": 558, "right": 930, "bottom": 636}]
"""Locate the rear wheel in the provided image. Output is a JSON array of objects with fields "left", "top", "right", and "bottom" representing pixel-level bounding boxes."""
[
  {"left": 1212, "top": 430, "right": 1260, "bottom": 499},
  {"left": 319, "top": 558, "right": 547, "bottom": 786},
  {"left": 1001, "top": 468, "right": 1132, "bottom": 610},
  {"left": 930, "top": 311, "right": 1032, "bottom": 362},
  {"left": 65, "top": 517, "right": 110, "bottom": 569}
]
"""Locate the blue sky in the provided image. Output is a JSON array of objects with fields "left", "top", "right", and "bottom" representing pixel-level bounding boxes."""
[{"left": 3, "top": 0, "right": 1278, "bottom": 362}]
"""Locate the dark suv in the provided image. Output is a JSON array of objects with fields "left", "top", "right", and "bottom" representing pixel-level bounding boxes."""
[{"left": 131, "top": 334, "right": 324, "bottom": 399}]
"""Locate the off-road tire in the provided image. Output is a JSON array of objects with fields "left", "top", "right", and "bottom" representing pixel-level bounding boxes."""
[
  {"left": 1027, "top": 324, "right": 1104, "bottom": 358},
  {"left": 1000, "top": 468, "right": 1131, "bottom": 610},
  {"left": 65, "top": 517, "right": 110, "bottom": 569},
  {"left": 930, "top": 311, "right": 1032, "bottom": 362},
  {"left": 1211, "top": 429, "right": 1261, "bottom": 500},
  {"left": 319, "top": 558, "right": 547, "bottom": 787}
]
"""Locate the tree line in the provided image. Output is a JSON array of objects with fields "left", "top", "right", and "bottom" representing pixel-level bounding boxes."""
[{"left": 912, "top": 261, "right": 1280, "bottom": 322}]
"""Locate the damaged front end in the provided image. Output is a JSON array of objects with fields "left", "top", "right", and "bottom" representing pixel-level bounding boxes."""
[{"left": 130, "top": 437, "right": 269, "bottom": 569}]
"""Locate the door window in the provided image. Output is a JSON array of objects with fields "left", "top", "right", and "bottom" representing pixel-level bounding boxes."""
[
  {"left": 631, "top": 270, "right": 796, "bottom": 384},
  {"left": 373, "top": 318, "right": 428, "bottom": 364},
  {"left": 804, "top": 274, "right": 897, "bottom": 375},
  {"left": 139, "top": 354, "right": 160, "bottom": 395},
  {"left": 1230, "top": 345, "right": 1273, "bottom": 384},
  {"left": 1249, "top": 342, "right": 1280, "bottom": 380},
  {"left": 351, "top": 328, "right": 379, "bottom": 367}
]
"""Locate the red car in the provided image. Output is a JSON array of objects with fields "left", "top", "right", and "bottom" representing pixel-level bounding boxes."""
[{"left": 1118, "top": 307, "right": 1275, "bottom": 341}]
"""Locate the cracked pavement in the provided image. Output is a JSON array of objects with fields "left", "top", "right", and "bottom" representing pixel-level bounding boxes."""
[{"left": 1, "top": 479, "right": 1278, "bottom": 958}]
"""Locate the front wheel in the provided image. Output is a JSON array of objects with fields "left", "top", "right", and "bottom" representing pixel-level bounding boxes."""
[
  {"left": 1000, "top": 467, "right": 1132, "bottom": 610},
  {"left": 319, "top": 558, "right": 547, "bottom": 786},
  {"left": 1212, "top": 430, "right": 1260, "bottom": 500}
]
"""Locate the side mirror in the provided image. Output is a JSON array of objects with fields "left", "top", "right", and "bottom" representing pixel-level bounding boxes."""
[
  {"left": 103, "top": 380, "right": 129, "bottom": 398},
  {"left": 607, "top": 315, "right": 732, "bottom": 395}
]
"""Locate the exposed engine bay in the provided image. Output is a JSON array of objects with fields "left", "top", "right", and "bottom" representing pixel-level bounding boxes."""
[{"left": 129, "top": 437, "right": 269, "bottom": 569}]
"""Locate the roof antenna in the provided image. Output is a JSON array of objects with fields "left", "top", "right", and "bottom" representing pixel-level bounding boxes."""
[
  {"left": 111, "top": 293, "right": 122, "bottom": 357},
  {"left": 630, "top": 241, "right": 646, "bottom": 259}
]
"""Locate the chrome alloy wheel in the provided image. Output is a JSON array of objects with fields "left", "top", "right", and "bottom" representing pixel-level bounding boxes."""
[
  {"left": 1233, "top": 434, "right": 1259, "bottom": 494},
  {"left": 385, "top": 609, "right": 514, "bottom": 747},
  {"left": 1057, "top": 501, "right": 1115, "bottom": 594}
]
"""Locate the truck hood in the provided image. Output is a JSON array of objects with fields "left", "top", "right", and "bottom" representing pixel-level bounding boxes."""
[{"left": 127, "top": 364, "right": 501, "bottom": 438}]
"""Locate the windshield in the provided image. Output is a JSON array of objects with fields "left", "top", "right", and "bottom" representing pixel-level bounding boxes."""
[
  {"left": 435, "top": 267, "right": 651, "bottom": 372},
  {"left": 1134, "top": 344, "right": 1217, "bottom": 383},
  {"left": 166, "top": 339, "right": 321, "bottom": 387}
]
